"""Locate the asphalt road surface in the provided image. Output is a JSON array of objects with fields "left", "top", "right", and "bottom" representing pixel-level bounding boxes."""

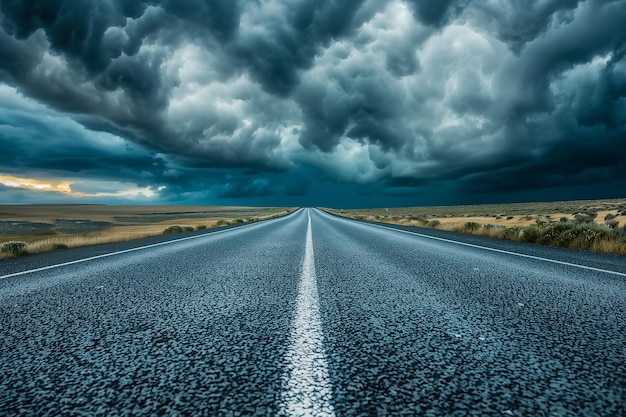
[{"left": 1, "top": 208, "right": 625, "bottom": 416}]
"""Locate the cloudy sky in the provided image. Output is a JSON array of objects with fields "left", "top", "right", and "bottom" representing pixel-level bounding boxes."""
[{"left": 1, "top": 0, "right": 625, "bottom": 207}]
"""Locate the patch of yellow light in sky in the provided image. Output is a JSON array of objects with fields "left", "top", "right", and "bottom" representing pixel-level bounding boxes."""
[
  {"left": 0, "top": 174, "right": 157, "bottom": 199},
  {"left": 106, "top": 187, "right": 155, "bottom": 198},
  {"left": 0, "top": 174, "right": 72, "bottom": 193}
]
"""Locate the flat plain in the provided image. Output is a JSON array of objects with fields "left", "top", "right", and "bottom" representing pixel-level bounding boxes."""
[
  {"left": 0, "top": 205, "right": 295, "bottom": 259},
  {"left": 323, "top": 198, "right": 626, "bottom": 255}
]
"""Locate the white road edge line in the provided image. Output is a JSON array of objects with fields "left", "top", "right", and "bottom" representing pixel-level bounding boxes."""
[
  {"left": 280, "top": 209, "right": 335, "bottom": 416},
  {"left": 324, "top": 213, "right": 626, "bottom": 277},
  {"left": 324, "top": 211, "right": 626, "bottom": 278},
  {"left": 0, "top": 213, "right": 296, "bottom": 280}
]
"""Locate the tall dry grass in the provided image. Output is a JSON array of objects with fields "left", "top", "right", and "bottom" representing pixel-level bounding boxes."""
[
  {"left": 323, "top": 208, "right": 626, "bottom": 256},
  {"left": 0, "top": 209, "right": 296, "bottom": 259},
  {"left": 0, "top": 230, "right": 162, "bottom": 259}
]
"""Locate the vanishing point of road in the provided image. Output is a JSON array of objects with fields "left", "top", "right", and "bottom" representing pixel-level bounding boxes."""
[{"left": 1, "top": 208, "right": 625, "bottom": 416}]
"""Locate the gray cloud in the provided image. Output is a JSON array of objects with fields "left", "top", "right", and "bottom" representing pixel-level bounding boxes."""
[
  {"left": 0, "top": 86, "right": 166, "bottom": 187},
  {"left": 1, "top": 0, "right": 625, "bottom": 205},
  {"left": 406, "top": 0, "right": 470, "bottom": 26},
  {"left": 469, "top": 0, "right": 582, "bottom": 52}
]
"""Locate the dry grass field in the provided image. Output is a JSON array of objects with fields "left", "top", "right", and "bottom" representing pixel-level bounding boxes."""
[
  {"left": 0, "top": 205, "right": 296, "bottom": 259},
  {"left": 322, "top": 198, "right": 626, "bottom": 255}
]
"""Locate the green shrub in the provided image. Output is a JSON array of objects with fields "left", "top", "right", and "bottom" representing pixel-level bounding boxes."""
[
  {"left": 163, "top": 226, "right": 183, "bottom": 235},
  {"left": 233, "top": 219, "right": 244, "bottom": 224},
  {"left": 216, "top": 220, "right": 229, "bottom": 227},
  {"left": 538, "top": 223, "right": 570, "bottom": 245},
  {"left": 501, "top": 227, "right": 521, "bottom": 240},
  {"left": 464, "top": 222, "right": 480, "bottom": 231},
  {"left": 556, "top": 223, "right": 613, "bottom": 248},
  {"left": 574, "top": 213, "right": 596, "bottom": 224},
  {"left": 0, "top": 241, "right": 28, "bottom": 256},
  {"left": 520, "top": 226, "right": 541, "bottom": 243},
  {"left": 183, "top": 226, "right": 194, "bottom": 232},
  {"left": 605, "top": 213, "right": 616, "bottom": 221},
  {"left": 428, "top": 220, "right": 441, "bottom": 228},
  {"left": 606, "top": 220, "right": 620, "bottom": 230},
  {"left": 409, "top": 216, "right": 428, "bottom": 225},
  {"left": 579, "top": 224, "right": 611, "bottom": 241},
  {"left": 196, "top": 225, "right": 207, "bottom": 230}
]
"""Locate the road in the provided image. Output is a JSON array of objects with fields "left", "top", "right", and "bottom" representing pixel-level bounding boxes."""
[{"left": 1, "top": 208, "right": 625, "bottom": 416}]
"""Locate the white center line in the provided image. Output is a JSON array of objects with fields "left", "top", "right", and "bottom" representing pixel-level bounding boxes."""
[{"left": 280, "top": 210, "right": 335, "bottom": 417}]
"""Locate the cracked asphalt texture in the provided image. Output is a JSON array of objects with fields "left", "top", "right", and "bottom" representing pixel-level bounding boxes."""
[{"left": 1, "top": 208, "right": 625, "bottom": 416}]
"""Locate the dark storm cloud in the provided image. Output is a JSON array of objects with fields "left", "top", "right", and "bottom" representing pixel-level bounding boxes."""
[
  {"left": 146, "top": 167, "right": 310, "bottom": 206},
  {"left": 0, "top": 87, "right": 166, "bottom": 187},
  {"left": 0, "top": 0, "right": 238, "bottom": 65},
  {"left": 1, "top": 0, "right": 626, "bottom": 205},
  {"left": 469, "top": 0, "right": 583, "bottom": 52},
  {"left": 1, "top": 0, "right": 126, "bottom": 73},
  {"left": 294, "top": 0, "right": 626, "bottom": 197},
  {"left": 0, "top": 0, "right": 234, "bottom": 151},
  {"left": 405, "top": 0, "right": 469, "bottom": 26},
  {"left": 229, "top": 0, "right": 369, "bottom": 96},
  {"left": 462, "top": 0, "right": 626, "bottom": 193}
]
